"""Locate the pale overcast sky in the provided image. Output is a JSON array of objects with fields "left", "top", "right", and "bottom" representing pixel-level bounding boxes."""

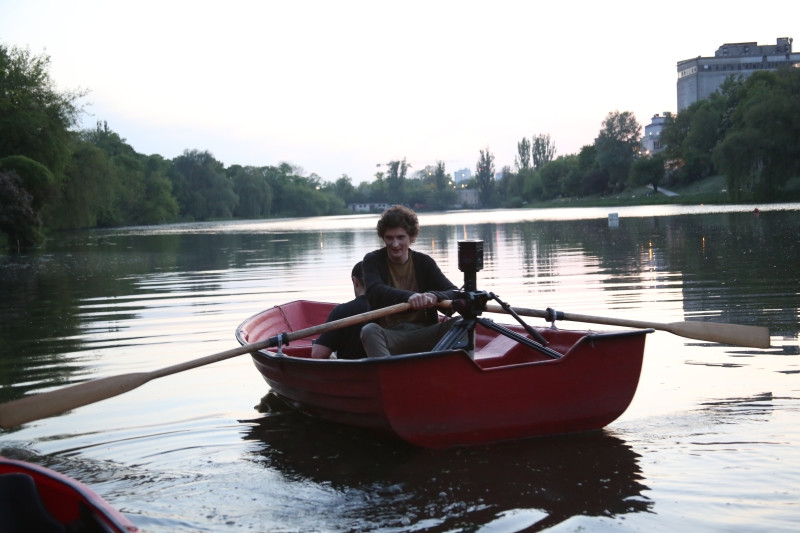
[{"left": 2, "top": 0, "right": 797, "bottom": 183}]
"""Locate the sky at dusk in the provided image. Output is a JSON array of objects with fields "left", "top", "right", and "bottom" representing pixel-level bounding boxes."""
[{"left": 2, "top": 0, "right": 798, "bottom": 183}]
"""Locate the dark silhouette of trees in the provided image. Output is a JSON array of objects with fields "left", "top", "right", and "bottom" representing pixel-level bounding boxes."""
[
  {"left": 171, "top": 149, "right": 237, "bottom": 220},
  {"left": 594, "top": 111, "right": 641, "bottom": 193},
  {"left": 532, "top": 133, "right": 556, "bottom": 170},
  {"left": 0, "top": 170, "right": 42, "bottom": 248},
  {"left": 713, "top": 69, "right": 800, "bottom": 201},
  {"left": 476, "top": 148, "right": 495, "bottom": 207},
  {"left": 630, "top": 152, "right": 666, "bottom": 192},
  {"left": 3, "top": 38, "right": 799, "bottom": 250},
  {"left": 0, "top": 44, "right": 84, "bottom": 180}
]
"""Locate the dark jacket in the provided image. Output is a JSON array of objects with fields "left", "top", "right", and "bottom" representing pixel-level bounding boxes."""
[
  {"left": 314, "top": 295, "right": 369, "bottom": 359},
  {"left": 362, "top": 248, "right": 459, "bottom": 325}
]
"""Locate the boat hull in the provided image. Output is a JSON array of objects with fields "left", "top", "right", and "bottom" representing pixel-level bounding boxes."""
[
  {"left": 237, "top": 300, "right": 650, "bottom": 448},
  {"left": 0, "top": 456, "right": 137, "bottom": 532}
]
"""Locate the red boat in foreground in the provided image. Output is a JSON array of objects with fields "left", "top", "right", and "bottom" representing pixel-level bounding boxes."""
[
  {"left": 236, "top": 298, "right": 651, "bottom": 449},
  {"left": 0, "top": 456, "right": 138, "bottom": 533}
]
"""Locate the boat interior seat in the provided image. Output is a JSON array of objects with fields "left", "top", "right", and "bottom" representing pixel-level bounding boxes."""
[{"left": 0, "top": 472, "right": 66, "bottom": 533}]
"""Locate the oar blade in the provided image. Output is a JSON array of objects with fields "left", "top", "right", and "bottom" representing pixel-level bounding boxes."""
[
  {"left": 481, "top": 301, "right": 771, "bottom": 349},
  {"left": 666, "top": 321, "right": 771, "bottom": 349},
  {"left": 0, "top": 372, "right": 152, "bottom": 429}
]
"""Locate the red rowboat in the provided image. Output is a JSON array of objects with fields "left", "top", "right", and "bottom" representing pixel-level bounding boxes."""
[
  {"left": 0, "top": 456, "right": 138, "bottom": 533},
  {"left": 236, "top": 299, "right": 651, "bottom": 449}
]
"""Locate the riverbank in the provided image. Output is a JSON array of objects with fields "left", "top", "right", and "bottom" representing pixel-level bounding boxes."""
[
  {"left": 526, "top": 175, "right": 800, "bottom": 209},
  {"left": 4, "top": 175, "right": 799, "bottom": 253}
]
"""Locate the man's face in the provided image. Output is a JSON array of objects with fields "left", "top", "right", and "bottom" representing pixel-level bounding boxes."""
[{"left": 382, "top": 227, "right": 411, "bottom": 264}]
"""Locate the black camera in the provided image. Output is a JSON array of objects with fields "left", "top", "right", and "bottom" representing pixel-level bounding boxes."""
[{"left": 457, "top": 240, "right": 483, "bottom": 292}]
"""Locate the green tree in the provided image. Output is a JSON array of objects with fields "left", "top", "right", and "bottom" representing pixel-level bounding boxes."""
[
  {"left": 48, "top": 140, "right": 115, "bottom": 229},
  {"left": 140, "top": 155, "right": 179, "bottom": 224},
  {"left": 386, "top": 158, "right": 410, "bottom": 204},
  {"left": 660, "top": 103, "right": 719, "bottom": 186},
  {"left": 72, "top": 123, "right": 178, "bottom": 226},
  {"left": 714, "top": 69, "right": 800, "bottom": 201},
  {"left": 499, "top": 167, "right": 526, "bottom": 207},
  {"left": 494, "top": 165, "right": 515, "bottom": 207},
  {"left": 713, "top": 129, "right": 761, "bottom": 202},
  {"left": 262, "top": 163, "right": 293, "bottom": 216},
  {"left": 331, "top": 174, "right": 358, "bottom": 205},
  {"left": 537, "top": 155, "right": 578, "bottom": 200},
  {"left": 0, "top": 44, "right": 85, "bottom": 179},
  {"left": 403, "top": 175, "right": 430, "bottom": 209},
  {"left": 432, "top": 161, "right": 449, "bottom": 191},
  {"left": 0, "top": 155, "right": 55, "bottom": 210},
  {"left": 106, "top": 152, "right": 144, "bottom": 226},
  {"left": 515, "top": 137, "right": 531, "bottom": 171},
  {"left": 475, "top": 147, "right": 495, "bottom": 207},
  {"left": 79, "top": 122, "right": 135, "bottom": 225},
  {"left": 630, "top": 153, "right": 666, "bottom": 192},
  {"left": 574, "top": 144, "right": 608, "bottom": 196},
  {"left": 594, "top": 111, "right": 641, "bottom": 193},
  {"left": 658, "top": 110, "right": 688, "bottom": 183},
  {"left": 358, "top": 179, "right": 383, "bottom": 204},
  {"left": 577, "top": 143, "right": 597, "bottom": 172},
  {"left": 83, "top": 121, "right": 136, "bottom": 157},
  {"left": 556, "top": 154, "right": 582, "bottom": 197},
  {"left": 683, "top": 104, "right": 721, "bottom": 183},
  {"left": 0, "top": 170, "right": 43, "bottom": 249},
  {"left": 532, "top": 133, "right": 556, "bottom": 170},
  {"left": 277, "top": 180, "right": 340, "bottom": 217},
  {"left": 520, "top": 168, "right": 542, "bottom": 201},
  {"left": 428, "top": 161, "right": 456, "bottom": 210},
  {"left": 262, "top": 163, "right": 344, "bottom": 217},
  {"left": 171, "top": 149, "right": 236, "bottom": 220},
  {"left": 716, "top": 74, "right": 748, "bottom": 140},
  {"left": 229, "top": 165, "right": 273, "bottom": 218}
]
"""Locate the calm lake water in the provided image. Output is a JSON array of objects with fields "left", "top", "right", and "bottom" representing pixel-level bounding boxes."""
[{"left": 1, "top": 204, "right": 799, "bottom": 532}]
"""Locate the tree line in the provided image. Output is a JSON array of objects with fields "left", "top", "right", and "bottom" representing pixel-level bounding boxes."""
[
  {"left": 499, "top": 67, "right": 800, "bottom": 207},
  {"left": 2, "top": 43, "right": 799, "bottom": 250}
]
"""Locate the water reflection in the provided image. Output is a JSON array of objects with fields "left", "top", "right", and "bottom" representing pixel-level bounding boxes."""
[
  {"left": 243, "top": 393, "right": 651, "bottom": 532},
  {"left": 2, "top": 208, "right": 798, "bottom": 408},
  {"left": 1, "top": 206, "right": 798, "bottom": 532},
  {"left": 694, "top": 391, "right": 800, "bottom": 426}
]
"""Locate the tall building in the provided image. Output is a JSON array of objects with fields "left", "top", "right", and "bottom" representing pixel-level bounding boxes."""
[{"left": 676, "top": 37, "right": 800, "bottom": 110}]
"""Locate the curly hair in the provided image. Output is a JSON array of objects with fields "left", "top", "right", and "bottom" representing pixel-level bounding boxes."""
[{"left": 376, "top": 205, "right": 419, "bottom": 241}]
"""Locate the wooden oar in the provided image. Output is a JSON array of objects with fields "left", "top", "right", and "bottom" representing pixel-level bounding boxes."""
[
  {"left": 0, "top": 302, "right": 410, "bottom": 429},
  {"left": 480, "top": 302, "right": 771, "bottom": 349}
]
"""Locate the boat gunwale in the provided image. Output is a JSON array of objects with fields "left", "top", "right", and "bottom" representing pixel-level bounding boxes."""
[{"left": 237, "top": 315, "right": 653, "bottom": 370}]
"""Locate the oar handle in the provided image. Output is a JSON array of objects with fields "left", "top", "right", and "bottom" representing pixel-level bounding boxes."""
[
  {"left": 265, "top": 301, "right": 410, "bottom": 346},
  {"left": 152, "top": 302, "right": 411, "bottom": 379}
]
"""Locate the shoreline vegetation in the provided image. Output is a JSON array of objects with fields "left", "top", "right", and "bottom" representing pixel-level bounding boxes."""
[
  {"left": 3, "top": 42, "right": 800, "bottom": 251},
  {"left": 526, "top": 175, "right": 800, "bottom": 209},
  {"left": 3, "top": 174, "right": 800, "bottom": 253}
]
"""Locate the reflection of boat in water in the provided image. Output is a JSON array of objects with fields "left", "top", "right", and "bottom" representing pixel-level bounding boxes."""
[
  {"left": 0, "top": 455, "right": 137, "bottom": 533},
  {"left": 243, "top": 393, "right": 651, "bottom": 531}
]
